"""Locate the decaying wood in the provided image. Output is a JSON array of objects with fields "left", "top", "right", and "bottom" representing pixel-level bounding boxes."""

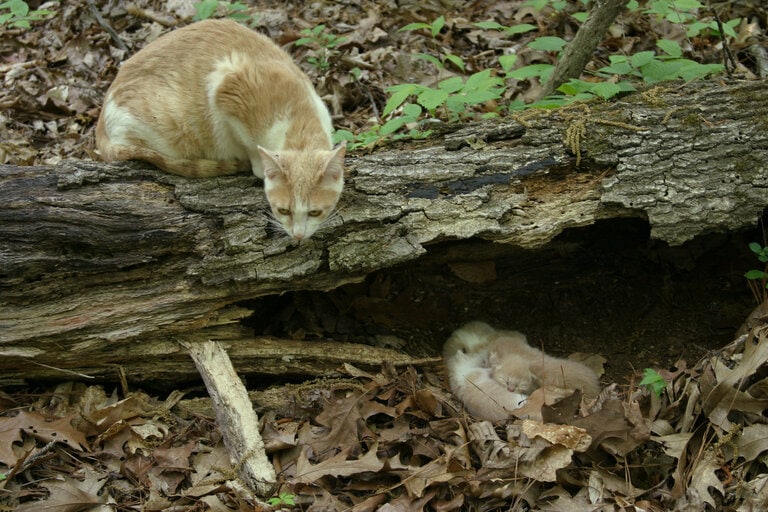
[
  {"left": 1, "top": 80, "right": 766, "bottom": 386},
  {"left": 185, "top": 341, "right": 276, "bottom": 497}
]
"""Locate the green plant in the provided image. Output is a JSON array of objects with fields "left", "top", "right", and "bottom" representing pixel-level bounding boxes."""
[
  {"left": 294, "top": 24, "right": 347, "bottom": 70},
  {"left": 384, "top": 70, "right": 504, "bottom": 124},
  {"left": 745, "top": 242, "right": 768, "bottom": 300},
  {"left": 192, "top": 0, "right": 256, "bottom": 24},
  {"left": 267, "top": 492, "right": 296, "bottom": 507},
  {"left": 639, "top": 368, "right": 667, "bottom": 397},
  {"left": 398, "top": 16, "right": 465, "bottom": 71},
  {"left": 0, "top": 0, "right": 53, "bottom": 28}
]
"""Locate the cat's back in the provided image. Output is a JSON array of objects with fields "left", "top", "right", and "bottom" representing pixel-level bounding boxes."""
[{"left": 108, "top": 19, "right": 294, "bottom": 96}]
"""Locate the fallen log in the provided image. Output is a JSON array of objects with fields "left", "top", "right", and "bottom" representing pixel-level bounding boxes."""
[{"left": 1, "top": 79, "right": 766, "bottom": 386}]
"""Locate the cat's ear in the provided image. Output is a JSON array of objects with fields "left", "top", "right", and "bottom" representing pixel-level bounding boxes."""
[
  {"left": 321, "top": 144, "right": 346, "bottom": 183},
  {"left": 257, "top": 146, "right": 285, "bottom": 181}
]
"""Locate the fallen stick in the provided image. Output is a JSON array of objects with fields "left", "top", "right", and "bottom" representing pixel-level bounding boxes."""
[{"left": 185, "top": 340, "right": 277, "bottom": 497}]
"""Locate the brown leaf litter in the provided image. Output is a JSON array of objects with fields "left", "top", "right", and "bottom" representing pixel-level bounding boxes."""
[{"left": 1, "top": 315, "right": 767, "bottom": 510}]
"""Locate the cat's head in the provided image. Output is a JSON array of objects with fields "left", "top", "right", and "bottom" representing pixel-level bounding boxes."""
[
  {"left": 257, "top": 145, "right": 345, "bottom": 240},
  {"left": 489, "top": 351, "right": 539, "bottom": 394}
]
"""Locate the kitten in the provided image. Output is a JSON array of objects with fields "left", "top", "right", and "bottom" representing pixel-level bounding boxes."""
[
  {"left": 488, "top": 334, "right": 601, "bottom": 398},
  {"left": 96, "top": 19, "right": 345, "bottom": 240},
  {"left": 442, "top": 321, "right": 497, "bottom": 360},
  {"left": 445, "top": 350, "right": 527, "bottom": 421}
]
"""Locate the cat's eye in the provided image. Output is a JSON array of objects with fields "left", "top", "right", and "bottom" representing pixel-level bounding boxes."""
[
  {"left": 308, "top": 210, "right": 323, "bottom": 217},
  {"left": 277, "top": 208, "right": 291, "bottom": 216}
]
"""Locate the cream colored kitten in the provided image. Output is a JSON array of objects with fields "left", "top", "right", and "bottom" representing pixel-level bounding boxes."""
[
  {"left": 96, "top": 19, "right": 345, "bottom": 240},
  {"left": 441, "top": 321, "right": 497, "bottom": 360},
  {"left": 445, "top": 350, "right": 527, "bottom": 421},
  {"left": 488, "top": 335, "right": 601, "bottom": 398}
]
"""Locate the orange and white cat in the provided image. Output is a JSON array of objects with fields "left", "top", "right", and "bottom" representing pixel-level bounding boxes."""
[{"left": 96, "top": 19, "right": 345, "bottom": 240}]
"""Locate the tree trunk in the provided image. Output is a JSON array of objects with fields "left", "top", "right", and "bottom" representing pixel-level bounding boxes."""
[{"left": 1, "top": 80, "right": 766, "bottom": 386}]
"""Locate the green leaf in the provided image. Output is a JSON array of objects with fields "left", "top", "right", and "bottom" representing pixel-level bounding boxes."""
[
  {"left": 464, "top": 69, "right": 493, "bottom": 90},
  {"left": 639, "top": 368, "right": 666, "bottom": 397},
  {"left": 571, "top": 12, "right": 588, "bottom": 23},
  {"left": 639, "top": 59, "right": 680, "bottom": 82},
  {"left": 744, "top": 270, "right": 767, "bottom": 280},
  {"left": 383, "top": 84, "right": 416, "bottom": 116},
  {"left": 398, "top": 22, "right": 431, "bottom": 32},
  {"left": 380, "top": 116, "right": 410, "bottom": 135},
  {"left": 413, "top": 52, "right": 443, "bottom": 69},
  {"left": 630, "top": 51, "right": 656, "bottom": 68},
  {"left": 499, "top": 54, "right": 518, "bottom": 72},
  {"left": 431, "top": 15, "right": 445, "bottom": 37},
  {"left": 332, "top": 129, "right": 355, "bottom": 144},
  {"left": 293, "top": 37, "right": 314, "bottom": 47},
  {"left": 401, "top": 103, "right": 423, "bottom": 118},
  {"left": 507, "top": 63, "right": 554, "bottom": 80},
  {"left": 443, "top": 53, "right": 465, "bottom": 71},
  {"left": 504, "top": 23, "right": 537, "bottom": 35},
  {"left": 193, "top": 0, "right": 218, "bottom": 20},
  {"left": 523, "top": 0, "right": 549, "bottom": 10},
  {"left": 657, "top": 39, "right": 682, "bottom": 58},
  {"left": 599, "top": 56, "right": 634, "bottom": 76},
  {"left": 590, "top": 81, "right": 623, "bottom": 99},
  {"left": 528, "top": 36, "right": 568, "bottom": 52},
  {"left": 417, "top": 88, "right": 450, "bottom": 111},
  {"left": 438, "top": 76, "right": 464, "bottom": 94},
  {"left": 474, "top": 20, "right": 505, "bottom": 30},
  {"left": 9, "top": 0, "right": 28, "bottom": 16},
  {"left": 749, "top": 242, "right": 765, "bottom": 254},
  {"left": 677, "top": 61, "right": 723, "bottom": 81},
  {"left": 674, "top": 0, "right": 704, "bottom": 9}
]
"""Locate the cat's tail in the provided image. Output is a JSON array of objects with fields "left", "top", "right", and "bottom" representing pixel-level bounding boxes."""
[{"left": 98, "top": 143, "right": 250, "bottom": 178}]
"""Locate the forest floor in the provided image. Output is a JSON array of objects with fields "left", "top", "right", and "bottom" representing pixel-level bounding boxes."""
[{"left": 2, "top": 0, "right": 768, "bottom": 510}]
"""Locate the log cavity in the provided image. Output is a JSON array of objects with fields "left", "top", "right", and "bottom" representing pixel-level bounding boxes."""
[{"left": 242, "top": 217, "right": 760, "bottom": 382}]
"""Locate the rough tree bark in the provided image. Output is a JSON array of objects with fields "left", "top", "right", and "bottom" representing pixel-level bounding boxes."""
[{"left": 1, "top": 79, "right": 766, "bottom": 386}]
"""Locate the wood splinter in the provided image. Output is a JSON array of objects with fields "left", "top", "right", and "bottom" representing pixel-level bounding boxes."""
[{"left": 184, "top": 340, "right": 277, "bottom": 497}]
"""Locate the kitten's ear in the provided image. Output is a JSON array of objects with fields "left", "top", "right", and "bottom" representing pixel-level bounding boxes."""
[
  {"left": 322, "top": 144, "right": 346, "bottom": 183},
  {"left": 257, "top": 146, "right": 284, "bottom": 180}
]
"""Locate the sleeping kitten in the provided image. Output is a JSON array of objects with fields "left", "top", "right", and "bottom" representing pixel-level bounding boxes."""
[
  {"left": 445, "top": 350, "right": 527, "bottom": 421},
  {"left": 96, "top": 19, "right": 345, "bottom": 240},
  {"left": 488, "top": 334, "right": 601, "bottom": 398},
  {"left": 442, "top": 321, "right": 497, "bottom": 360}
]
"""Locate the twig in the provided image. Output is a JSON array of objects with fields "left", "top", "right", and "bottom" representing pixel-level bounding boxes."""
[
  {"left": 126, "top": 6, "right": 176, "bottom": 27},
  {"left": 87, "top": 0, "right": 129, "bottom": 53},
  {"left": 184, "top": 340, "right": 277, "bottom": 497},
  {"left": 709, "top": 1, "right": 737, "bottom": 75},
  {"left": 29, "top": 360, "right": 95, "bottom": 379},
  {"left": 539, "top": 0, "right": 631, "bottom": 99}
]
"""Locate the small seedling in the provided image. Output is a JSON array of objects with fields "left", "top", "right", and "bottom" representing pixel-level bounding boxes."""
[
  {"left": 294, "top": 25, "right": 347, "bottom": 70},
  {"left": 0, "top": 0, "right": 54, "bottom": 28},
  {"left": 640, "top": 368, "right": 667, "bottom": 397},
  {"left": 193, "top": 0, "right": 256, "bottom": 24},
  {"left": 267, "top": 492, "right": 297, "bottom": 507},
  {"left": 745, "top": 242, "right": 768, "bottom": 299}
]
